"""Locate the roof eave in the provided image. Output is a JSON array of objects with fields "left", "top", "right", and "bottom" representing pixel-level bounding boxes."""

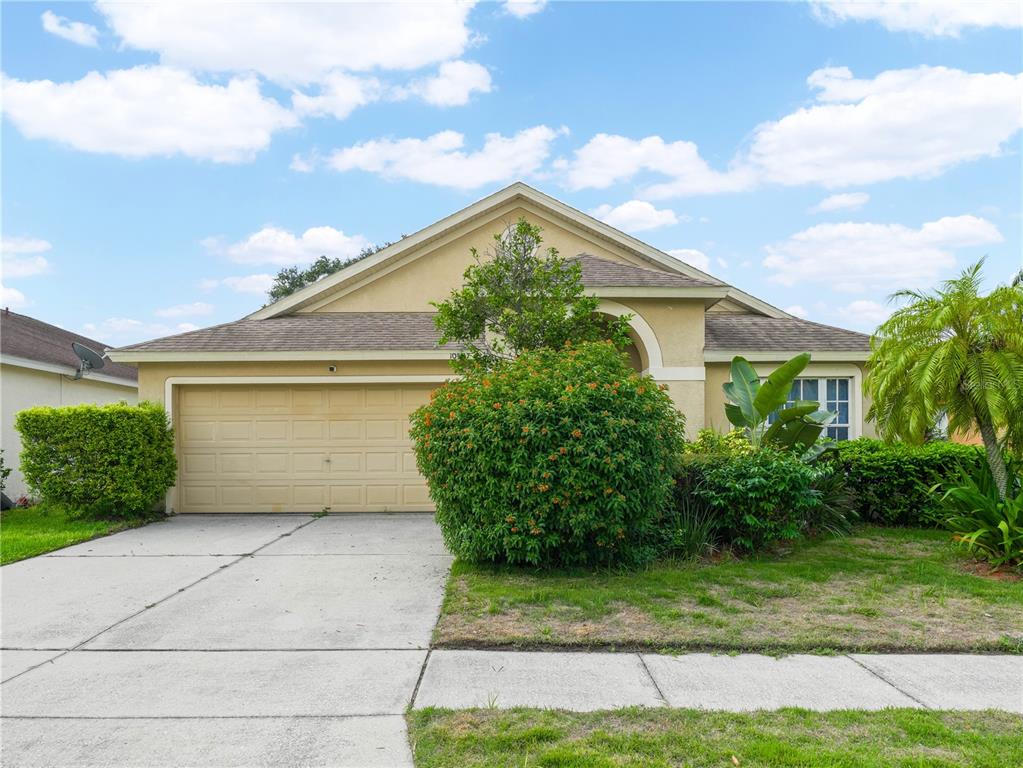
[
  {"left": 703, "top": 350, "right": 869, "bottom": 363},
  {"left": 106, "top": 349, "right": 455, "bottom": 363}
]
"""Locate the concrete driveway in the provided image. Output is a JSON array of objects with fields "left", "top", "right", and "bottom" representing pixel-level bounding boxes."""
[{"left": 1, "top": 513, "right": 452, "bottom": 767}]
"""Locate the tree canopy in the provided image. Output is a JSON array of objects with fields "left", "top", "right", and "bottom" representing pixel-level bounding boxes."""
[
  {"left": 865, "top": 259, "right": 1023, "bottom": 497},
  {"left": 266, "top": 241, "right": 395, "bottom": 303},
  {"left": 432, "top": 218, "right": 632, "bottom": 370}
]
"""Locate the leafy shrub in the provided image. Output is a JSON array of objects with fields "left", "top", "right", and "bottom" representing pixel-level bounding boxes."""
[
  {"left": 683, "top": 428, "right": 753, "bottom": 457},
  {"left": 0, "top": 448, "right": 11, "bottom": 493},
  {"left": 15, "top": 402, "right": 176, "bottom": 519},
  {"left": 675, "top": 449, "right": 822, "bottom": 552},
  {"left": 834, "top": 439, "right": 985, "bottom": 525},
  {"left": 939, "top": 459, "right": 1023, "bottom": 567},
  {"left": 410, "top": 341, "right": 686, "bottom": 568}
]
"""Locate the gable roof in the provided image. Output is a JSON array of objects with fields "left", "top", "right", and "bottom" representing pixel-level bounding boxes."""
[
  {"left": 1, "top": 309, "right": 139, "bottom": 383},
  {"left": 705, "top": 313, "right": 871, "bottom": 358},
  {"left": 109, "top": 308, "right": 871, "bottom": 363},
  {"left": 569, "top": 254, "right": 723, "bottom": 288},
  {"left": 248, "top": 182, "right": 784, "bottom": 320},
  {"left": 113, "top": 312, "right": 455, "bottom": 357}
]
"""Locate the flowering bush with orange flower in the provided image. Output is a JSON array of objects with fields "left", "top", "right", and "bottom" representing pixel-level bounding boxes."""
[{"left": 409, "top": 341, "right": 686, "bottom": 567}]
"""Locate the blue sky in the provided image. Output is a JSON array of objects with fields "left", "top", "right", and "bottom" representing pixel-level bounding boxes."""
[{"left": 2, "top": 1, "right": 1020, "bottom": 345}]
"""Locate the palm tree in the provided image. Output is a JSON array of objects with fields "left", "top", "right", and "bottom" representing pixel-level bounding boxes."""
[{"left": 866, "top": 260, "right": 1023, "bottom": 498}]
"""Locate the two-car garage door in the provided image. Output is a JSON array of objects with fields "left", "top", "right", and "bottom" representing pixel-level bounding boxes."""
[{"left": 176, "top": 383, "right": 435, "bottom": 513}]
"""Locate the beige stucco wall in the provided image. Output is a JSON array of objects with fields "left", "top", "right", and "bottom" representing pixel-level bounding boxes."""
[
  {"left": 704, "top": 360, "right": 876, "bottom": 439},
  {"left": 308, "top": 202, "right": 659, "bottom": 314},
  {"left": 136, "top": 359, "right": 454, "bottom": 405},
  {"left": 1, "top": 363, "right": 138, "bottom": 499}
]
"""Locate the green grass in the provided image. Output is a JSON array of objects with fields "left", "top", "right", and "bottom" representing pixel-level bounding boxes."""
[
  {"left": 435, "top": 527, "right": 1023, "bottom": 653},
  {"left": 0, "top": 503, "right": 153, "bottom": 565},
  {"left": 409, "top": 707, "right": 1023, "bottom": 768}
]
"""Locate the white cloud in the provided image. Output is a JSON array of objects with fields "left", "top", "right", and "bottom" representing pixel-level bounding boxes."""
[
  {"left": 810, "top": 192, "right": 870, "bottom": 213},
  {"left": 505, "top": 1, "right": 548, "bottom": 19},
  {"left": 154, "top": 302, "right": 215, "bottom": 319},
  {"left": 1, "top": 236, "right": 52, "bottom": 255},
  {"left": 221, "top": 274, "right": 275, "bottom": 295},
  {"left": 1, "top": 236, "right": 53, "bottom": 279},
  {"left": 1, "top": 66, "right": 297, "bottom": 163},
  {"left": 785, "top": 305, "right": 809, "bottom": 318},
  {"left": 292, "top": 72, "right": 382, "bottom": 120},
  {"left": 207, "top": 226, "right": 371, "bottom": 267},
  {"left": 591, "top": 200, "right": 678, "bottom": 232},
  {"left": 763, "top": 214, "right": 1003, "bottom": 292},
  {"left": 82, "top": 318, "right": 200, "bottom": 345},
  {"left": 812, "top": 1, "right": 1022, "bottom": 37},
  {"left": 97, "top": 1, "right": 476, "bottom": 85},
  {"left": 403, "top": 61, "right": 492, "bottom": 107},
  {"left": 668, "top": 248, "right": 711, "bottom": 272},
  {"left": 41, "top": 10, "right": 99, "bottom": 47},
  {"left": 749, "top": 66, "right": 1023, "bottom": 188},
  {"left": 328, "top": 126, "right": 565, "bottom": 190},
  {"left": 290, "top": 154, "right": 314, "bottom": 173},
  {"left": 562, "top": 65, "right": 1022, "bottom": 197},
  {"left": 563, "top": 134, "right": 754, "bottom": 196},
  {"left": 836, "top": 299, "right": 892, "bottom": 328},
  {"left": 198, "top": 274, "right": 275, "bottom": 295},
  {"left": 1, "top": 283, "right": 28, "bottom": 308}
]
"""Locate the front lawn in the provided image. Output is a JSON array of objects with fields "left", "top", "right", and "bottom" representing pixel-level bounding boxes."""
[
  {"left": 409, "top": 708, "right": 1023, "bottom": 768},
  {"left": 0, "top": 503, "right": 152, "bottom": 565},
  {"left": 435, "top": 527, "right": 1023, "bottom": 653}
]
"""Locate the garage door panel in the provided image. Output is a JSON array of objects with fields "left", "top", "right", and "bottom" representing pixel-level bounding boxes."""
[
  {"left": 219, "top": 453, "right": 254, "bottom": 474},
  {"left": 255, "top": 420, "right": 289, "bottom": 441},
  {"left": 177, "top": 384, "right": 434, "bottom": 513}
]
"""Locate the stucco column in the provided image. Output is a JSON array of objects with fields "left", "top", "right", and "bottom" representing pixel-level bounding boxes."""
[{"left": 652, "top": 376, "right": 705, "bottom": 439}]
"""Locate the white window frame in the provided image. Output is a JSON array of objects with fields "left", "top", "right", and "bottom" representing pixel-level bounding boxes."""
[{"left": 754, "top": 363, "right": 862, "bottom": 440}]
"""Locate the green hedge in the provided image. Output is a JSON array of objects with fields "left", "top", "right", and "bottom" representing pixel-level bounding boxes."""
[
  {"left": 409, "top": 341, "right": 686, "bottom": 568},
  {"left": 675, "top": 450, "right": 823, "bottom": 552},
  {"left": 15, "top": 402, "right": 177, "bottom": 519},
  {"left": 833, "top": 439, "right": 985, "bottom": 525}
]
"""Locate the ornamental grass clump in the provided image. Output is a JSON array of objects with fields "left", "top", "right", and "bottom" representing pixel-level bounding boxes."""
[{"left": 409, "top": 341, "right": 686, "bottom": 568}]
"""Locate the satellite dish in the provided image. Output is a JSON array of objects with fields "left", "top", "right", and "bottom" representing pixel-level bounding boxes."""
[{"left": 71, "top": 342, "right": 105, "bottom": 380}]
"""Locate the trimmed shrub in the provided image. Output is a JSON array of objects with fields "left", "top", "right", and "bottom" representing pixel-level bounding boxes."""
[
  {"left": 675, "top": 449, "right": 822, "bottom": 552},
  {"left": 833, "top": 439, "right": 985, "bottom": 526},
  {"left": 15, "top": 402, "right": 176, "bottom": 519},
  {"left": 683, "top": 428, "right": 753, "bottom": 457},
  {"left": 409, "top": 341, "right": 686, "bottom": 568}
]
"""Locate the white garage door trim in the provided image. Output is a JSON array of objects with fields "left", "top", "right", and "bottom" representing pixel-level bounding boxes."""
[{"left": 164, "top": 375, "right": 451, "bottom": 512}]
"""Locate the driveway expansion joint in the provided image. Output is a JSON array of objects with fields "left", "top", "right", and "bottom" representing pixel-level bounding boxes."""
[
  {"left": 637, "top": 652, "right": 670, "bottom": 706},
  {"left": 844, "top": 653, "right": 931, "bottom": 709}
]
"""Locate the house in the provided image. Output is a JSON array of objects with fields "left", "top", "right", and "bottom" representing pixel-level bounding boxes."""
[
  {"left": 109, "top": 183, "right": 871, "bottom": 514},
  {"left": 1, "top": 310, "right": 139, "bottom": 500}
]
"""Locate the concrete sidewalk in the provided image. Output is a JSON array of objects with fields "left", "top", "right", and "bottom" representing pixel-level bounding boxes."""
[{"left": 413, "top": 649, "right": 1023, "bottom": 712}]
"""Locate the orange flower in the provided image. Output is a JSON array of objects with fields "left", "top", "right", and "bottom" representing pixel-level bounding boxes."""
[
  {"left": 549, "top": 454, "right": 558, "bottom": 462},
  {"left": 571, "top": 429, "right": 582, "bottom": 439},
  {"left": 493, "top": 402, "right": 502, "bottom": 409},
  {"left": 522, "top": 426, "right": 531, "bottom": 434},
  {"left": 511, "top": 526, "right": 519, "bottom": 533},
  {"left": 537, "top": 484, "right": 550, "bottom": 492},
  {"left": 559, "top": 447, "right": 567, "bottom": 455},
  {"left": 565, "top": 384, "right": 574, "bottom": 393},
  {"left": 586, "top": 382, "right": 598, "bottom": 390}
]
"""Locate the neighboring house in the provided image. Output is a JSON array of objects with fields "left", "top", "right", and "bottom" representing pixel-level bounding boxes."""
[
  {"left": 1, "top": 310, "right": 139, "bottom": 500},
  {"left": 109, "top": 183, "right": 871, "bottom": 514}
]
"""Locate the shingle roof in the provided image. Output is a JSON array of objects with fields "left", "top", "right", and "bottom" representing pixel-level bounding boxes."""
[
  {"left": 115, "top": 312, "right": 456, "bottom": 353},
  {"left": 570, "top": 254, "right": 722, "bottom": 287},
  {"left": 0, "top": 310, "right": 139, "bottom": 381},
  {"left": 705, "top": 313, "right": 870, "bottom": 352}
]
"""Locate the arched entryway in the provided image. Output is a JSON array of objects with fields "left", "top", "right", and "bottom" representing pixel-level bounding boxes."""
[{"left": 597, "top": 299, "right": 663, "bottom": 375}]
